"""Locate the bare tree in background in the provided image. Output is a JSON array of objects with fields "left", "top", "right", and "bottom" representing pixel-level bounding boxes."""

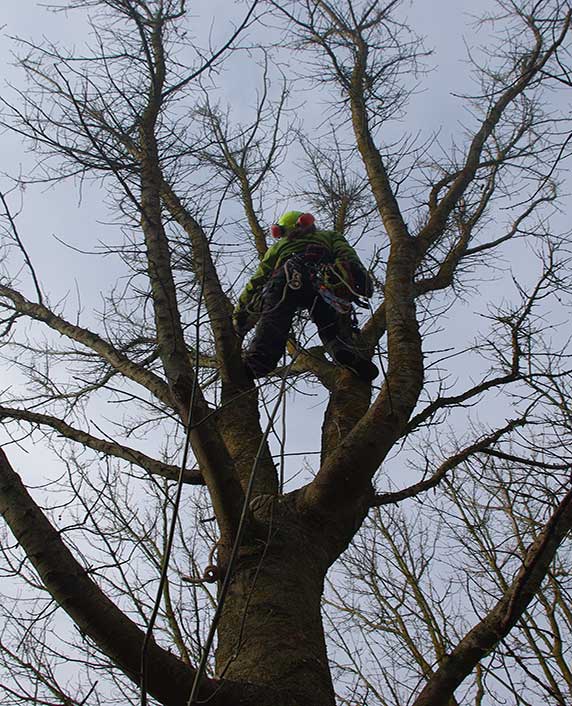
[{"left": 1, "top": 1, "right": 572, "bottom": 705}]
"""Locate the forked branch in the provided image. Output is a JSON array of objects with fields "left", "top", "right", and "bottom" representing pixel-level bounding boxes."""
[{"left": 411, "top": 483, "right": 572, "bottom": 706}]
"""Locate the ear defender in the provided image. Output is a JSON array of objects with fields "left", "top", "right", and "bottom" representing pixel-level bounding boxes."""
[
  {"left": 271, "top": 212, "right": 315, "bottom": 238},
  {"left": 296, "top": 213, "right": 315, "bottom": 228}
]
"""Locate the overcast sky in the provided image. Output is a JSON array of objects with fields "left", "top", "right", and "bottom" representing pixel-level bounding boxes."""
[
  {"left": 0, "top": 0, "right": 502, "bottom": 312},
  {"left": 1, "top": 0, "right": 560, "bottom": 488},
  {"left": 0, "top": 0, "right": 500, "bottom": 277}
]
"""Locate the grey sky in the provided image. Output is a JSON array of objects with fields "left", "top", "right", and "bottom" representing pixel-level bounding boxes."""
[
  {"left": 1, "top": 3, "right": 571, "bottom": 703},
  {"left": 0, "top": 0, "right": 565, "bottom": 481}
]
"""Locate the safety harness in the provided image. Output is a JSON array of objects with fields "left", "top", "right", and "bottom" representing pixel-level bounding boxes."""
[
  {"left": 284, "top": 245, "right": 368, "bottom": 314},
  {"left": 243, "top": 243, "right": 368, "bottom": 327}
]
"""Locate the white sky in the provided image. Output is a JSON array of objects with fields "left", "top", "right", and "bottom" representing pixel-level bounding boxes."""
[
  {"left": 0, "top": 0, "right": 564, "bottom": 486},
  {"left": 1, "top": 3, "right": 571, "bottom": 701}
]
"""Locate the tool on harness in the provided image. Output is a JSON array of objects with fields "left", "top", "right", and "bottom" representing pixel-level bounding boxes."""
[
  {"left": 242, "top": 247, "right": 367, "bottom": 327},
  {"left": 282, "top": 247, "right": 367, "bottom": 314},
  {"left": 322, "top": 263, "right": 372, "bottom": 302},
  {"left": 316, "top": 284, "right": 353, "bottom": 314},
  {"left": 240, "top": 252, "right": 379, "bottom": 380},
  {"left": 286, "top": 265, "right": 303, "bottom": 290}
]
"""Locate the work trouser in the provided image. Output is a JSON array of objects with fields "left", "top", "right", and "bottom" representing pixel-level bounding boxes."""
[{"left": 244, "top": 260, "right": 346, "bottom": 377}]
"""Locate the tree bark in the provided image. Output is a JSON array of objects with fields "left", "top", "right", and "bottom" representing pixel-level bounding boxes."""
[
  {"left": 0, "top": 446, "right": 353, "bottom": 706},
  {"left": 215, "top": 494, "right": 353, "bottom": 706}
]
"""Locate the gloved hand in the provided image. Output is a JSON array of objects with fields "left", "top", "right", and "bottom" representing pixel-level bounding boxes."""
[
  {"left": 351, "top": 262, "right": 374, "bottom": 298},
  {"left": 335, "top": 260, "right": 374, "bottom": 298},
  {"left": 232, "top": 310, "right": 250, "bottom": 337}
]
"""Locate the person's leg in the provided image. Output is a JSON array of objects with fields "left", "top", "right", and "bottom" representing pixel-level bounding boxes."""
[
  {"left": 310, "top": 295, "right": 341, "bottom": 348},
  {"left": 244, "top": 268, "right": 299, "bottom": 377},
  {"left": 311, "top": 296, "right": 379, "bottom": 381}
]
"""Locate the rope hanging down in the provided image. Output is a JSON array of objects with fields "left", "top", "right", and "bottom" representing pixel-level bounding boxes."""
[
  {"left": 139, "top": 262, "right": 377, "bottom": 703},
  {"left": 139, "top": 268, "right": 314, "bottom": 704},
  {"left": 186, "top": 301, "right": 318, "bottom": 706},
  {"left": 139, "top": 248, "right": 207, "bottom": 706}
]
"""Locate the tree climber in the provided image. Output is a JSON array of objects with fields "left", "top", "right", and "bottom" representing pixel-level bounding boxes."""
[{"left": 233, "top": 210, "right": 379, "bottom": 381}]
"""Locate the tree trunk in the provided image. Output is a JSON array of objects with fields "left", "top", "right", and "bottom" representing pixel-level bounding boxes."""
[{"left": 215, "top": 495, "right": 338, "bottom": 706}]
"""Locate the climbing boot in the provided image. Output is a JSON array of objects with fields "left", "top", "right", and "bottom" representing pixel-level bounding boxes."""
[{"left": 331, "top": 347, "right": 379, "bottom": 382}]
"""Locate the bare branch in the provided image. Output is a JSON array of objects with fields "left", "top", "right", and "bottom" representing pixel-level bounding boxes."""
[
  {"left": 372, "top": 418, "right": 525, "bottom": 506},
  {"left": 411, "top": 485, "right": 572, "bottom": 706},
  {"left": 0, "top": 405, "right": 203, "bottom": 484}
]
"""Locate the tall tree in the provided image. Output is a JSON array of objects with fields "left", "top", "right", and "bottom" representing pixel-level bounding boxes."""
[{"left": 1, "top": 1, "right": 572, "bottom": 705}]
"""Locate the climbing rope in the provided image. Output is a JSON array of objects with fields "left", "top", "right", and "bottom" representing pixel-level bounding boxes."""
[
  {"left": 139, "top": 245, "right": 383, "bottom": 703},
  {"left": 186, "top": 301, "right": 317, "bottom": 706},
  {"left": 279, "top": 369, "right": 287, "bottom": 494},
  {"left": 139, "top": 248, "right": 207, "bottom": 706},
  {"left": 181, "top": 540, "right": 221, "bottom": 584},
  {"left": 244, "top": 257, "right": 306, "bottom": 320}
]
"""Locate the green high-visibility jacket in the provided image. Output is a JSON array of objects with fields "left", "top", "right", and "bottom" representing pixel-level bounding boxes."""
[{"left": 234, "top": 229, "right": 365, "bottom": 315}]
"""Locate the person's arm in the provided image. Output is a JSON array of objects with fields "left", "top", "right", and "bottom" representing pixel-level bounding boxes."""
[
  {"left": 234, "top": 246, "right": 278, "bottom": 315},
  {"left": 331, "top": 231, "right": 362, "bottom": 264},
  {"left": 330, "top": 232, "right": 374, "bottom": 298}
]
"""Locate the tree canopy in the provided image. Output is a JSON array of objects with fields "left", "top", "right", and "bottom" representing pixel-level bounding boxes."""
[{"left": 1, "top": 2, "right": 572, "bottom": 705}]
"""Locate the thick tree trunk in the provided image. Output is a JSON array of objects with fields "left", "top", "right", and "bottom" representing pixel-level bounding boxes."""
[
  {"left": 215, "top": 495, "right": 338, "bottom": 706},
  {"left": 321, "top": 369, "right": 371, "bottom": 463}
]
